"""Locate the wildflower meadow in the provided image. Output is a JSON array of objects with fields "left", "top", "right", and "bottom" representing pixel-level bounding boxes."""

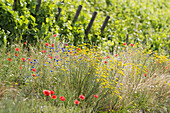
[
  {"left": 0, "top": 0, "right": 170, "bottom": 113},
  {"left": 0, "top": 37, "right": 169, "bottom": 112}
]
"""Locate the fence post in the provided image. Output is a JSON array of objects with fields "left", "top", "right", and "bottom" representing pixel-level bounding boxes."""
[
  {"left": 85, "top": 11, "right": 97, "bottom": 36},
  {"left": 73, "top": 5, "right": 82, "bottom": 23},
  {"left": 143, "top": 38, "right": 146, "bottom": 45},
  {"left": 101, "top": 16, "right": 110, "bottom": 35},
  {"left": 35, "top": 0, "right": 41, "bottom": 12},
  {"left": 126, "top": 34, "right": 129, "bottom": 45},
  {"left": 13, "top": 0, "right": 19, "bottom": 10},
  {"left": 165, "top": 47, "right": 167, "bottom": 55},
  {"left": 56, "top": 8, "right": 62, "bottom": 23}
]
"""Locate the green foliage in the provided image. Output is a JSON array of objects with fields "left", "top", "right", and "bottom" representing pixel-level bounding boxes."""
[
  {"left": 0, "top": 0, "right": 169, "bottom": 53},
  {"left": 0, "top": 0, "right": 58, "bottom": 45}
]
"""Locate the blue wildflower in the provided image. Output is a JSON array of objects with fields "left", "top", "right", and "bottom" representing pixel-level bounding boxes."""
[{"left": 61, "top": 48, "right": 65, "bottom": 52}]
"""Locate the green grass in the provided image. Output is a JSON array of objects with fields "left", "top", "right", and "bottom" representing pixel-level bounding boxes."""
[{"left": 0, "top": 38, "right": 169, "bottom": 112}]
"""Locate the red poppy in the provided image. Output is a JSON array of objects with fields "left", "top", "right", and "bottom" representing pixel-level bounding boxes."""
[
  {"left": 107, "top": 56, "right": 110, "bottom": 58},
  {"left": 41, "top": 50, "right": 47, "bottom": 53},
  {"left": 32, "top": 74, "right": 36, "bottom": 77},
  {"left": 130, "top": 43, "right": 134, "bottom": 46},
  {"left": 22, "top": 58, "right": 25, "bottom": 62},
  {"left": 8, "top": 58, "right": 12, "bottom": 61},
  {"left": 24, "top": 42, "right": 27, "bottom": 45},
  {"left": 144, "top": 74, "right": 146, "bottom": 77},
  {"left": 15, "top": 54, "right": 18, "bottom": 57},
  {"left": 94, "top": 95, "right": 98, "bottom": 98},
  {"left": 104, "top": 61, "right": 107, "bottom": 64},
  {"left": 115, "top": 54, "right": 118, "bottom": 57},
  {"left": 43, "top": 90, "right": 51, "bottom": 96},
  {"left": 51, "top": 43, "right": 54, "bottom": 47},
  {"left": 79, "top": 94, "right": 85, "bottom": 100},
  {"left": 50, "top": 90, "right": 54, "bottom": 95},
  {"left": 60, "top": 96, "right": 65, "bottom": 101},
  {"left": 52, "top": 95, "right": 57, "bottom": 99},
  {"left": 49, "top": 56, "right": 53, "bottom": 59},
  {"left": 77, "top": 48, "right": 81, "bottom": 51},
  {"left": 165, "top": 66, "right": 168, "bottom": 69},
  {"left": 53, "top": 34, "right": 57, "bottom": 37},
  {"left": 32, "top": 68, "right": 36, "bottom": 72},
  {"left": 45, "top": 43, "right": 49, "bottom": 46},
  {"left": 75, "top": 100, "right": 79, "bottom": 105},
  {"left": 15, "top": 48, "right": 19, "bottom": 51},
  {"left": 123, "top": 43, "right": 126, "bottom": 46},
  {"left": 20, "top": 66, "right": 22, "bottom": 69}
]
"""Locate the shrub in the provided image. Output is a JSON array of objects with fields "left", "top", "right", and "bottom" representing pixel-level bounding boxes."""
[{"left": 0, "top": 0, "right": 169, "bottom": 53}]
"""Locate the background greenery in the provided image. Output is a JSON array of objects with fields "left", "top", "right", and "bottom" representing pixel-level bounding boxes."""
[{"left": 0, "top": 0, "right": 169, "bottom": 54}]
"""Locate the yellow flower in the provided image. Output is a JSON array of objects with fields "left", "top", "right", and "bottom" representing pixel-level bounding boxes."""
[{"left": 119, "top": 96, "right": 122, "bottom": 99}]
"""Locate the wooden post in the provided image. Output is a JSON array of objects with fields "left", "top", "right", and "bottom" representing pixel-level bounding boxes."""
[
  {"left": 56, "top": 8, "right": 62, "bottom": 23},
  {"left": 126, "top": 34, "right": 129, "bottom": 45},
  {"left": 85, "top": 11, "right": 97, "bottom": 36},
  {"left": 35, "top": 0, "right": 41, "bottom": 12},
  {"left": 101, "top": 16, "right": 110, "bottom": 35},
  {"left": 13, "top": 0, "right": 17, "bottom": 10},
  {"left": 165, "top": 47, "right": 168, "bottom": 55},
  {"left": 143, "top": 38, "right": 146, "bottom": 45},
  {"left": 73, "top": 5, "right": 82, "bottom": 23}
]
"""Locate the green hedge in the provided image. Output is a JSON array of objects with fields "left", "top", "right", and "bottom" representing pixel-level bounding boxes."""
[{"left": 0, "top": 0, "right": 169, "bottom": 54}]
